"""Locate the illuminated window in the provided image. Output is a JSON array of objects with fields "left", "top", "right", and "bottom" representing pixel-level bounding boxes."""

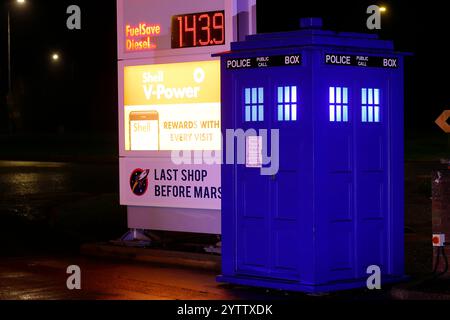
[
  {"left": 361, "top": 88, "right": 380, "bottom": 123},
  {"left": 244, "top": 87, "right": 264, "bottom": 122},
  {"left": 329, "top": 87, "right": 349, "bottom": 122},
  {"left": 277, "top": 86, "right": 298, "bottom": 121}
]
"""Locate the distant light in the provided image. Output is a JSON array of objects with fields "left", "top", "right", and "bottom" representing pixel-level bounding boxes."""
[
  {"left": 51, "top": 53, "right": 60, "bottom": 62},
  {"left": 379, "top": 7, "right": 387, "bottom": 12},
  {"left": 16, "top": 0, "right": 26, "bottom": 4}
]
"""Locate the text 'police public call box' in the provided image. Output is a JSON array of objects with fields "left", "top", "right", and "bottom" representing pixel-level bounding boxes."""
[{"left": 216, "top": 18, "right": 407, "bottom": 292}]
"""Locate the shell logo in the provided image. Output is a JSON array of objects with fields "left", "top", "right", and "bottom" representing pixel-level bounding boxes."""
[{"left": 193, "top": 68, "right": 205, "bottom": 84}]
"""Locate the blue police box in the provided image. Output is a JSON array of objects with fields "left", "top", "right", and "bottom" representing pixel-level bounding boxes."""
[{"left": 216, "top": 18, "right": 407, "bottom": 292}]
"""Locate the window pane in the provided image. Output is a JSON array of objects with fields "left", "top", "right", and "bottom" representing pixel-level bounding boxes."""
[
  {"left": 285, "top": 105, "right": 290, "bottom": 121},
  {"left": 336, "top": 87, "right": 342, "bottom": 104},
  {"left": 329, "top": 87, "right": 335, "bottom": 104},
  {"left": 278, "top": 87, "right": 284, "bottom": 103},
  {"left": 252, "top": 105, "right": 257, "bottom": 121},
  {"left": 374, "top": 106, "right": 380, "bottom": 122},
  {"left": 368, "top": 106, "right": 374, "bottom": 122},
  {"left": 374, "top": 89, "right": 380, "bottom": 105},
  {"left": 343, "top": 88, "right": 348, "bottom": 104},
  {"left": 258, "top": 105, "right": 264, "bottom": 121},
  {"left": 278, "top": 105, "right": 284, "bottom": 121},
  {"left": 362, "top": 88, "right": 367, "bottom": 105},
  {"left": 343, "top": 105, "right": 348, "bottom": 122},
  {"left": 252, "top": 88, "right": 257, "bottom": 104},
  {"left": 245, "top": 106, "right": 251, "bottom": 122},
  {"left": 336, "top": 105, "right": 342, "bottom": 122},
  {"left": 368, "top": 89, "right": 373, "bottom": 105},
  {"left": 362, "top": 106, "right": 367, "bottom": 122},
  {"left": 285, "top": 87, "right": 290, "bottom": 103},
  {"left": 245, "top": 88, "right": 251, "bottom": 104},
  {"left": 258, "top": 88, "right": 264, "bottom": 104},
  {"left": 291, "top": 104, "right": 297, "bottom": 121},
  {"left": 291, "top": 86, "right": 297, "bottom": 103},
  {"left": 330, "top": 105, "right": 335, "bottom": 122}
]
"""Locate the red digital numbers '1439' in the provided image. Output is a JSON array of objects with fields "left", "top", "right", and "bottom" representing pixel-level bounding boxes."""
[{"left": 172, "top": 11, "right": 225, "bottom": 49}]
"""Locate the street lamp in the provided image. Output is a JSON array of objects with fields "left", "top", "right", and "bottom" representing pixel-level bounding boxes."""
[
  {"left": 7, "top": 0, "right": 27, "bottom": 100},
  {"left": 51, "top": 53, "right": 60, "bottom": 62},
  {"left": 5, "top": 0, "right": 26, "bottom": 133}
]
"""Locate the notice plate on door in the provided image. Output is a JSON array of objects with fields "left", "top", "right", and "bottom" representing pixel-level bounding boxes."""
[{"left": 246, "top": 136, "right": 263, "bottom": 168}]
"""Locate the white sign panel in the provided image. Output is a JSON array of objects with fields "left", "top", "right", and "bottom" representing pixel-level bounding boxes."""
[{"left": 120, "top": 157, "right": 221, "bottom": 210}]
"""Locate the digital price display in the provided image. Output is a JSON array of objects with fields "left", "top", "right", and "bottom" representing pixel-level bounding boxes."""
[{"left": 171, "top": 11, "right": 225, "bottom": 49}]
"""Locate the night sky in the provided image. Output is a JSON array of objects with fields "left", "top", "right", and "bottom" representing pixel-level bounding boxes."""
[
  {"left": 0, "top": 0, "right": 117, "bottom": 134},
  {"left": 0, "top": 0, "right": 448, "bottom": 138}
]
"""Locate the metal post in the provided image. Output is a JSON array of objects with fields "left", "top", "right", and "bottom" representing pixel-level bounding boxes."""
[{"left": 7, "top": 9, "right": 12, "bottom": 95}]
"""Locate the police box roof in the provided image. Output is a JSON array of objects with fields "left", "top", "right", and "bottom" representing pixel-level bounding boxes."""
[{"left": 213, "top": 17, "right": 408, "bottom": 57}]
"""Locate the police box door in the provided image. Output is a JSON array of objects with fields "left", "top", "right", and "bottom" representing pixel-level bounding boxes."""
[
  {"left": 353, "top": 75, "right": 391, "bottom": 278},
  {"left": 318, "top": 69, "right": 391, "bottom": 281},
  {"left": 234, "top": 66, "right": 303, "bottom": 281}
]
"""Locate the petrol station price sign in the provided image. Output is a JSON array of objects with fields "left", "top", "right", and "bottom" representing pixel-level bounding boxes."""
[
  {"left": 118, "top": 0, "right": 257, "bottom": 233},
  {"left": 117, "top": 0, "right": 244, "bottom": 233}
]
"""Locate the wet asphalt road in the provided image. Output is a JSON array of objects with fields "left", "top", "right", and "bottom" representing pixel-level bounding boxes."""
[
  {"left": 0, "top": 160, "right": 247, "bottom": 300},
  {"left": 0, "top": 160, "right": 118, "bottom": 217},
  {"left": 0, "top": 160, "right": 123, "bottom": 256},
  {"left": 0, "top": 255, "right": 395, "bottom": 300},
  {"left": 0, "top": 255, "right": 264, "bottom": 300}
]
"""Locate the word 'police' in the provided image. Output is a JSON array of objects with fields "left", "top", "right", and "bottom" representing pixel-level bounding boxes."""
[{"left": 226, "top": 55, "right": 302, "bottom": 70}]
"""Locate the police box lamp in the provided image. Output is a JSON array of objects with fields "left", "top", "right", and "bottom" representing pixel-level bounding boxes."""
[
  {"left": 216, "top": 17, "right": 408, "bottom": 292},
  {"left": 300, "top": 17, "right": 323, "bottom": 29}
]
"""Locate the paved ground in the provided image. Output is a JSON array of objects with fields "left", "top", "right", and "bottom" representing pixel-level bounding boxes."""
[
  {"left": 0, "top": 255, "right": 245, "bottom": 300},
  {"left": 0, "top": 160, "right": 125, "bottom": 256},
  {"left": 0, "top": 255, "right": 396, "bottom": 300}
]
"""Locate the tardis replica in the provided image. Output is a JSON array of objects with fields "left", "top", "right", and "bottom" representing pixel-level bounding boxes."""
[{"left": 216, "top": 18, "right": 406, "bottom": 292}]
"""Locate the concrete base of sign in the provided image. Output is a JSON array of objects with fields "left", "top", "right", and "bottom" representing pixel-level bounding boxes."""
[
  {"left": 127, "top": 206, "right": 221, "bottom": 235},
  {"left": 81, "top": 243, "right": 221, "bottom": 271},
  {"left": 217, "top": 275, "right": 409, "bottom": 294}
]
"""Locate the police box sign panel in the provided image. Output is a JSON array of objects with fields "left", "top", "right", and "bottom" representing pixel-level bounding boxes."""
[
  {"left": 226, "top": 54, "right": 302, "bottom": 70},
  {"left": 325, "top": 54, "right": 399, "bottom": 68},
  {"left": 120, "top": 158, "right": 221, "bottom": 210}
]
